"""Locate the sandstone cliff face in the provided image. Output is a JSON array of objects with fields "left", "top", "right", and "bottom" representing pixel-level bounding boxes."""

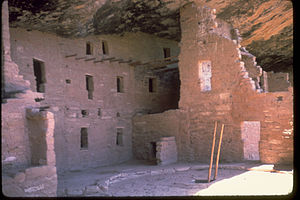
[{"left": 8, "top": 0, "right": 293, "bottom": 73}]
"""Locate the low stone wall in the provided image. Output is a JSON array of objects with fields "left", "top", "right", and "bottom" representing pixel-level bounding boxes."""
[
  {"left": 132, "top": 110, "right": 181, "bottom": 162},
  {"left": 2, "top": 165, "right": 57, "bottom": 197},
  {"left": 156, "top": 137, "right": 178, "bottom": 165}
]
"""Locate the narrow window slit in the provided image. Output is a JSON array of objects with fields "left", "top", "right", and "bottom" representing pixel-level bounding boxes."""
[
  {"left": 117, "top": 76, "right": 124, "bottom": 93},
  {"left": 149, "top": 78, "right": 156, "bottom": 93},
  {"left": 116, "top": 128, "right": 123, "bottom": 146},
  {"left": 163, "top": 48, "right": 171, "bottom": 61},
  {"left": 102, "top": 40, "right": 109, "bottom": 55},
  {"left": 80, "top": 128, "right": 88, "bottom": 149},
  {"left": 86, "top": 42, "right": 92, "bottom": 55}
]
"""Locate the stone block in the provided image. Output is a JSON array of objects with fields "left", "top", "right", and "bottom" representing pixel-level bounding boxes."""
[
  {"left": 85, "top": 185, "right": 101, "bottom": 194},
  {"left": 24, "top": 184, "right": 45, "bottom": 193},
  {"left": 14, "top": 172, "right": 26, "bottom": 183},
  {"left": 67, "top": 188, "right": 83, "bottom": 196},
  {"left": 25, "top": 166, "right": 55, "bottom": 180},
  {"left": 2, "top": 184, "right": 24, "bottom": 197},
  {"left": 174, "top": 166, "right": 190, "bottom": 172}
]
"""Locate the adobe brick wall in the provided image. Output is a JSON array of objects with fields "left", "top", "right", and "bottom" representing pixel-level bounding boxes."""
[
  {"left": 177, "top": 2, "right": 246, "bottom": 162},
  {"left": 9, "top": 28, "right": 180, "bottom": 171},
  {"left": 232, "top": 84, "right": 293, "bottom": 164},
  {"left": 2, "top": 108, "right": 58, "bottom": 197},
  {"left": 2, "top": 2, "right": 58, "bottom": 196},
  {"left": 2, "top": 0, "right": 43, "bottom": 169},
  {"left": 156, "top": 137, "right": 178, "bottom": 165},
  {"left": 133, "top": 110, "right": 181, "bottom": 161},
  {"left": 133, "top": 2, "right": 245, "bottom": 163},
  {"left": 132, "top": 2, "right": 293, "bottom": 165},
  {"left": 2, "top": 111, "right": 58, "bottom": 197}
]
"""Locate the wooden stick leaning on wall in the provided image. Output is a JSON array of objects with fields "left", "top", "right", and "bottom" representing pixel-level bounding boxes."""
[
  {"left": 214, "top": 123, "right": 225, "bottom": 180},
  {"left": 208, "top": 121, "right": 218, "bottom": 183}
]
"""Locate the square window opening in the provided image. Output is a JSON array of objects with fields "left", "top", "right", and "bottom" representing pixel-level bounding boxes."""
[{"left": 81, "top": 110, "right": 88, "bottom": 117}]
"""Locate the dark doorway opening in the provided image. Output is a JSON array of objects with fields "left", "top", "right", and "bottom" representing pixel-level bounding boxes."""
[
  {"left": 85, "top": 75, "right": 94, "bottom": 99},
  {"left": 80, "top": 128, "right": 88, "bottom": 149},
  {"left": 33, "top": 59, "right": 46, "bottom": 93},
  {"left": 86, "top": 42, "right": 92, "bottom": 55},
  {"left": 102, "top": 41, "right": 109, "bottom": 55},
  {"left": 149, "top": 78, "right": 156, "bottom": 93},
  {"left": 150, "top": 142, "right": 157, "bottom": 164},
  {"left": 163, "top": 48, "right": 171, "bottom": 61}
]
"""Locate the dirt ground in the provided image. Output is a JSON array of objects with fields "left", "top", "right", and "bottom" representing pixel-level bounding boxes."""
[{"left": 57, "top": 160, "right": 293, "bottom": 197}]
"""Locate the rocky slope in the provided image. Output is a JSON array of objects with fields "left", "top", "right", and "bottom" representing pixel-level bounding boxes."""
[{"left": 7, "top": 0, "right": 293, "bottom": 73}]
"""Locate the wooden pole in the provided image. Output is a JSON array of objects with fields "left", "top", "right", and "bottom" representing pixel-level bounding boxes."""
[
  {"left": 208, "top": 121, "right": 218, "bottom": 183},
  {"left": 214, "top": 123, "right": 224, "bottom": 180}
]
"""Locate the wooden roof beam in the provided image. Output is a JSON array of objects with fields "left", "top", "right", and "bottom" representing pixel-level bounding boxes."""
[
  {"left": 85, "top": 57, "right": 96, "bottom": 61},
  {"left": 65, "top": 53, "right": 77, "bottom": 58}
]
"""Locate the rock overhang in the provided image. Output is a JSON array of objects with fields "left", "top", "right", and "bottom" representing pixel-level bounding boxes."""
[{"left": 7, "top": 0, "right": 293, "bottom": 73}]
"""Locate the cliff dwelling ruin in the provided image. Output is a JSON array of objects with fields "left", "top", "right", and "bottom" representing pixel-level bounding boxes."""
[{"left": 2, "top": 0, "right": 293, "bottom": 197}]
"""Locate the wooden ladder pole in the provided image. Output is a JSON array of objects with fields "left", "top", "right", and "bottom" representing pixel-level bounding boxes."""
[
  {"left": 208, "top": 121, "right": 218, "bottom": 183},
  {"left": 214, "top": 123, "right": 225, "bottom": 180}
]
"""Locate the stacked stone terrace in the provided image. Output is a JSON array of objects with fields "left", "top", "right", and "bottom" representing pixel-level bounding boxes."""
[{"left": 2, "top": 0, "right": 293, "bottom": 197}]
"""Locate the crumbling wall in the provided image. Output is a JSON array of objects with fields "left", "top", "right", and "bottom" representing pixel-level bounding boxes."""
[
  {"left": 133, "top": 2, "right": 293, "bottom": 165},
  {"left": 133, "top": 2, "right": 245, "bottom": 163},
  {"left": 3, "top": 111, "right": 58, "bottom": 197},
  {"left": 177, "top": 2, "right": 246, "bottom": 162},
  {"left": 2, "top": 1, "right": 57, "bottom": 196},
  {"left": 1, "top": 0, "right": 43, "bottom": 170},
  {"left": 9, "top": 28, "right": 180, "bottom": 171}
]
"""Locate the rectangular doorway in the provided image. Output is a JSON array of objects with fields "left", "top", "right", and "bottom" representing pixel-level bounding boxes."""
[
  {"left": 241, "top": 121, "right": 261, "bottom": 161},
  {"left": 33, "top": 59, "right": 46, "bottom": 93}
]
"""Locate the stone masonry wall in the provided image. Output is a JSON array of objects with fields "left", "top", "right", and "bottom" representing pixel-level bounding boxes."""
[
  {"left": 133, "top": 110, "right": 181, "bottom": 161},
  {"left": 9, "top": 28, "right": 180, "bottom": 171},
  {"left": 156, "top": 137, "right": 178, "bottom": 165},
  {"left": 232, "top": 83, "right": 293, "bottom": 164},
  {"left": 2, "top": 0, "right": 43, "bottom": 170},
  {"left": 177, "top": 2, "right": 246, "bottom": 163},
  {"left": 133, "top": 3, "right": 245, "bottom": 163},
  {"left": 266, "top": 71, "right": 291, "bottom": 92},
  {"left": 132, "top": 2, "right": 293, "bottom": 165},
  {"left": 2, "top": 1, "right": 57, "bottom": 196},
  {"left": 3, "top": 110, "right": 58, "bottom": 197}
]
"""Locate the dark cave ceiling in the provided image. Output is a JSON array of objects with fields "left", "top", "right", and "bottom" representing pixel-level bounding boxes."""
[{"left": 8, "top": 0, "right": 293, "bottom": 73}]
